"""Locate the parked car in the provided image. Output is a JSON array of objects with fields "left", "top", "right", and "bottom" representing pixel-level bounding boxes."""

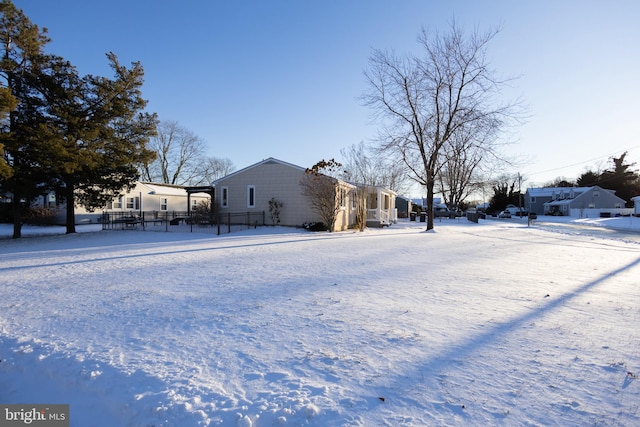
[
  {"left": 503, "top": 205, "right": 529, "bottom": 216},
  {"left": 433, "top": 207, "right": 457, "bottom": 219},
  {"left": 498, "top": 210, "right": 511, "bottom": 218}
]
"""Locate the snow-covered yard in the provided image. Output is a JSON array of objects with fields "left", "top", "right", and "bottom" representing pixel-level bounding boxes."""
[{"left": 1, "top": 216, "right": 639, "bottom": 426}]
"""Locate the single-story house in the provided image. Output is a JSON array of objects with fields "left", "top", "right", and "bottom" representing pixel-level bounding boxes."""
[
  {"left": 29, "top": 181, "right": 212, "bottom": 224},
  {"left": 103, "top": 182, "right": 212, "bottom": 215},
  {"left": 212, "top": 157, "right": 397, "bottom": 231}
]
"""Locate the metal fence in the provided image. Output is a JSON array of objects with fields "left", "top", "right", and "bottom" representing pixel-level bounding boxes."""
[{"left": 101, "top": 211, "right": 266, "bottom": 235}]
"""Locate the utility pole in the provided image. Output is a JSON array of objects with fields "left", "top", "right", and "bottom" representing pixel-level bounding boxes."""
[{"left": 518, "top": 173, "right": 522, "bottom": 217}]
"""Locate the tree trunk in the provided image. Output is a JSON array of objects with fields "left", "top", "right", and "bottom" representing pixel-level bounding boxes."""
[
  {"left": 64, "top": 183, "right": 76, "bottom": 234},
  {"left": 425, "top": 178, "right": 435, "bottom": 231},
  {"left": 11, "top": 194, "right": 22, "bottom": 239}
]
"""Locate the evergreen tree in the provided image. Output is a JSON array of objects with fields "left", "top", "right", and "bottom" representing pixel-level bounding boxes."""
[
  {"left": 598, "top": 152, "right": 639, "bottom": 206},
  {"left": 1, "top": 1, "right": 157, "bottom": 236},
  {"left": 576, "top": 170, "right": 600, "bottom": 187},
  {"left": 488, "top": 174, "right": 520, "bottom": 213},
  {"left": 0, "top": 0, "right": 50, "bottom": 238},
  {"left": 577, "top": 153, "right": 639, "bottom": 207},
  {"left": 0, "top": 86, "right": 17, "bottom": 178},
  {"left": 34, "top": 53, "right": 157, "bottom": 233}
]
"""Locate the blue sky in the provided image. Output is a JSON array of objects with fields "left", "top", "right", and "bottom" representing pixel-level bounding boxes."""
[{"left": 13, "top": 0, "right": 640, "bottom": 195}]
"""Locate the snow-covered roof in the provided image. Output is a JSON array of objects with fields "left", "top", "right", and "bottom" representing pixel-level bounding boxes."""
[
  {"left": 139, "top": 182, "right": 209, "bottom": 197},
  {"left": 526, "top": 187, "right": 590, "bottom": 197}
]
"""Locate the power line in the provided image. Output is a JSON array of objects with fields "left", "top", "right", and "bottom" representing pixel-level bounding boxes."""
[{"left": 528, "top": 145, "right": 640, "bottom": 177}]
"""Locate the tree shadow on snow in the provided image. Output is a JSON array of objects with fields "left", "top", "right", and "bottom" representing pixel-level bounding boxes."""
[{"left": 380, "top": 255, "right": 640, "bottom": 421}]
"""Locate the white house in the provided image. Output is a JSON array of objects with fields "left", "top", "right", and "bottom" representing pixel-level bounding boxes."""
[
  {"left": 32, "top": 181, "right": 212, "bottom": 225},
  {"left": 103, "top": 182, "right": 211, "bottom": 216},
  {"left": 633, "top": 196, "right": 640, "bottom": 216}
]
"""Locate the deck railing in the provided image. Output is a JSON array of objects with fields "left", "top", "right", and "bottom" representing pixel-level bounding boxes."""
[
  {"left": 101, "top": 210, "right": 265, "bottom": 234},
  {"left": 366, "top": 208, "right": 398, "bottom": 225}
]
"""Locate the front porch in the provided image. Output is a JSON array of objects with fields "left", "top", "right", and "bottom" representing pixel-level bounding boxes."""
[{"left": 365, "top": 186, "right": 397, "bottom": 227}]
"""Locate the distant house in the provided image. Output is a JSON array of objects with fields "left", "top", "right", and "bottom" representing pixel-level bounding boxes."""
[
  {"left": 632, "top": 196, "right": 640, "bottom": 216},
  {"left": 395, "top": 196, "right": 412, "bottom": 218},
  {"left": 212, "top": 157, "right": 397, "bottom": 231},
  {"left": 410, "top": 197, "right": 443, "bottom": 212},
  {"left": 525, "top": 185, "right": 627, "bottom": 216},
  {"left": 32, "top": 181, "right": 212, "bottom": 225},
  {"left": 102, "top": 182, "right": 212, "bottom": 216}
]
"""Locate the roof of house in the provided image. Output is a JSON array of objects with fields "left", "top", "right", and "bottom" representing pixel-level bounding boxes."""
[
  {"left": 212, "top": 157, "right": 306, "bottom": 185},
  {"left": 526, "top": 187, "right": 591, "bottom": 197},
  {"left": 212, "top": 157, "right": 361, "bottom": 189},
  {"left": 544, "top": 185, "right": 625, "bottom": 206},
  {"left": 139, "top": 182, "right": 210, "bottom": 197}
]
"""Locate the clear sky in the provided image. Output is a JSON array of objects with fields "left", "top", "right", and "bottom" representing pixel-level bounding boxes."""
[{"left": 12, "top": 0, "right": 640, "bottom": 195}]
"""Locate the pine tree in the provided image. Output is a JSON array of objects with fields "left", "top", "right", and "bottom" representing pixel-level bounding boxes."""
[
  {"left": 0, "top": 0, "right": 50, "bottom": 238},
  {"left": 34, "top": 53, "right": 157, "bottom": 233},
  {"left": 599, "top": 152, "right": 639, "bottom": 207}
]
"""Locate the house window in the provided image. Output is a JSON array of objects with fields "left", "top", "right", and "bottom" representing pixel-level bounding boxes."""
[
  {"left": 112, "top": 196, "right": 123, "bottom": 209},
  {"left": 191, "top": 199, "right": 198, "bottom": 210},
  {"left": 530, "top": 197, "right": 536, "bottom": 204},
  {"left": 593, "top": 190, "right": 599, "bottom": 197},
  {"left": 47, "top": 193, "right": 56, "bottom": 208},
  {"left": 247, "top": 185, "right": 255, "bottom": 208},
  {"left": 615, "top": 203, "right": 622, "bottom": 208},
  {"left": 588, "top": 203, "right": 595, "bottom": 208},
  {"left": 351, "top": 190, "right": 357, "bottom": 209},
  {"left": 126, "top": 196, "right": 139, "bottom": 210},
  {"left": 339, "top": 188, "right": 346, "bottom": 209},
  {"left": 160, "top": 198, "right": 168, "bottom": 211},
  {"left": 221, "top": 187, "right": 228, "bottom": 208}
]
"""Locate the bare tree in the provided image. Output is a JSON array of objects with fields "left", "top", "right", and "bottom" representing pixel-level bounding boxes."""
[
  {"left": 140, "top": 120, "right": 205, "bottom": 185},
  {"left": 362, "top": 21, "right": 520, "bottom": 230},
  {"left": 340, "top": 141, "right": 411, "bottom": 194},
  {"left": 192, "top": 156, "right": 235, "bottom": 186},
  {"left": 436, "top": 128, "right": 484, "bottom": 209},
  {"left": 300, "top": 159, "right": 346, "bottom": 232},
  {"left": 340, "top": 141, "right": 410, "bottom": 230}
]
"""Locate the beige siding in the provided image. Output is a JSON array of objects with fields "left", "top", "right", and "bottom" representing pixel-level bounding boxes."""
[
  {"left": 217, "top": 161, "right": 322, "bottom": 226},
  {"left": 215, "top": 159, "right": 360, "bottom": 231}
]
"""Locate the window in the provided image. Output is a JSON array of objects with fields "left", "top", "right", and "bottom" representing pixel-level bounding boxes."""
[
  {"left": 530, "top": 197, "right": 536, "bottom": 204},
  {"left": 339, "top": 188, "right": 346, "bottom": 209},
  {"left": 160, "top": 198, "right": 168, "bottom": 211},
  {"left": 126, "top": 196, "right": 139, "bottom": 210},
  {"left": 191, "top": 199, "right": 198, "bottom": 210},
  {"left": 221, "top": 187, "right": 228, "bottom": 208},
  {"left": 112, "top": 196, "right": 123, "bottom": 209},
  {"left": 593, "top": 190, "right": 599, "bottom": 197},
  {"left": 247, "top": 185, "right": 256, "bottom": 208}
]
